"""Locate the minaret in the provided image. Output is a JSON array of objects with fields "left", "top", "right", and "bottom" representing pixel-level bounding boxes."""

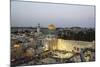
[{"left": 37, "top": 23, "right": 40, "bottom": 35}]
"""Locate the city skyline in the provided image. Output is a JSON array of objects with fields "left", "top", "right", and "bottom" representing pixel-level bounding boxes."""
[{"left": 11, "top": 1, "right": 95, "bottom": 28}]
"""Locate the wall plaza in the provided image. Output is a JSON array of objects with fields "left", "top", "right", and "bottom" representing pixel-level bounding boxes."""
[{"left": 11, "top": 24, "right": 95, "bottom": 66}]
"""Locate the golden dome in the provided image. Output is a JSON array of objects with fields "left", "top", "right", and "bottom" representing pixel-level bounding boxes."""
[{"left": 48, "top": 24, "right": 56, "bottom": 30}]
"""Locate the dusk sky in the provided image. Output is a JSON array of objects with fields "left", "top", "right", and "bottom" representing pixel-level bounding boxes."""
[{"left": 11, "top": 0, "right": 95, "bottom": 28}]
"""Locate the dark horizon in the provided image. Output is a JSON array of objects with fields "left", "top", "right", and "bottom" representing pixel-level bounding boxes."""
[{"left": 11, "top": 26, "right": 95, "bottom": 29}]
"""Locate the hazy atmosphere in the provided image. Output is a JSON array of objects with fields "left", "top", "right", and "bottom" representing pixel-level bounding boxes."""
[
  {"left": 11, "top": 1, "right": 95, "bottom": 66},
  {"left": 11, "top": 0, "right": 95, "bottom": 28}
]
